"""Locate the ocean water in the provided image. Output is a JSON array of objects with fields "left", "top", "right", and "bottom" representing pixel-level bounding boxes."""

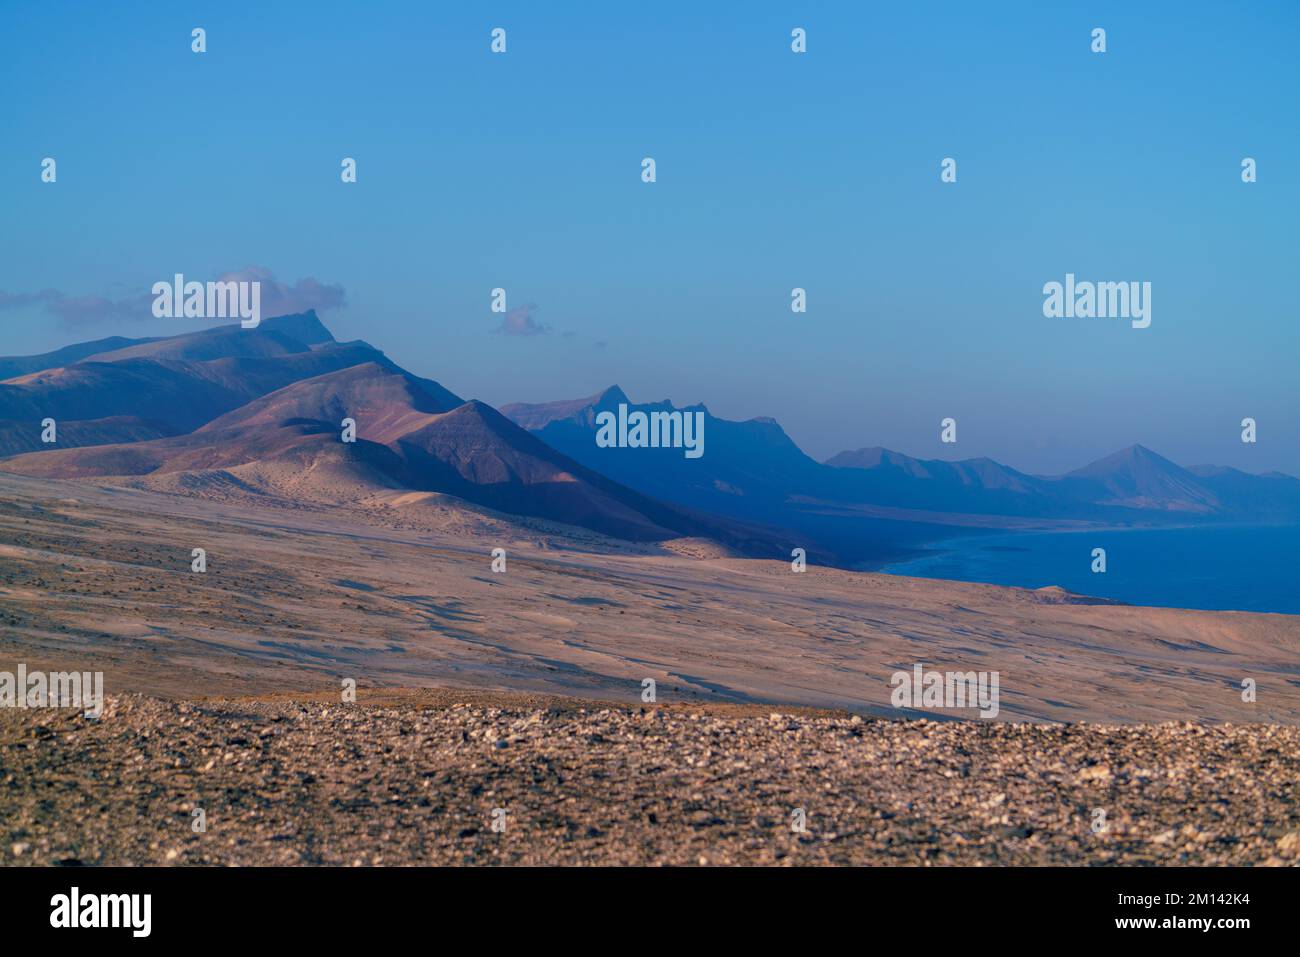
[{"left": 880, "top": 524, "right": 1300, "bottom": 614}]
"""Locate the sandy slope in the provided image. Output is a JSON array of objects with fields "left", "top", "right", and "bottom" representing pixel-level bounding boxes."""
[{"left": 1, "top": 472, "right": 1297, "bottom": 723}]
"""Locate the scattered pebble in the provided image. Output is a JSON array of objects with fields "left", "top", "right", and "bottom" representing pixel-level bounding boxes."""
[{"left": 2, "top": 693, "right": 1296, "bottom": 866}]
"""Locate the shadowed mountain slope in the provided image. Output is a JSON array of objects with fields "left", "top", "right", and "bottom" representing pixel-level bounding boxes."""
[
  {"left": 81, "top": 311, "right": 336, "bottom": 363},
  {"left": 1, "top": 359, "right": 783, "bottom": 549},
  {"left": 0, "top": 336, "right": 164, "bottom": 380},
  {"left": 0, "top": 313, "right": 438, "bottom": 457}
]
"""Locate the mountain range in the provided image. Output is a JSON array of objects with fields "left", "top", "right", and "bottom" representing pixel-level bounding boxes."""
[
  {"left": 502, "top": 385, "right": 1300, "bottom": 558},
  {"left": 0, "top": 314, "right": 778, "bottom": 553},
  {"left": 3, "top": 313, "right": 1297, "bottom": 567}
]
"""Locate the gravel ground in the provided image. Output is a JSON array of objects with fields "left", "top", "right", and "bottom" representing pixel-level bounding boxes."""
[{"left": 3, "top": 691, "right": 1299, "bottom": 866}]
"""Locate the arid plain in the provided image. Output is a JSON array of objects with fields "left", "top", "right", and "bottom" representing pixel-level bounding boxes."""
[
  {"left": 3, "top": 471, "right": 1299, "bottom": 722},
  {"left": 4, "top": 472, "right": 1300, "bottom": 865}
]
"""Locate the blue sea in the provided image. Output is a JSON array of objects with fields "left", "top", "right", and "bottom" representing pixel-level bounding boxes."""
[{"left": 880, "top": 525, "right": 1300, "bottom": 615}]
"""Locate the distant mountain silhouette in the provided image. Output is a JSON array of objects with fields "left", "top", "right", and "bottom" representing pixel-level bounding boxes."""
[
  {"left": 825, "top": 447, "right": 1037, "bottom": 492},
  {"left": 502, "top": 387, "right": 1035, "bottom": 563},
  {"left": 1050, "top": 444, "right": 1220, "bottom": 512},
  {"left": 4, "top": 319, "right": 1297, "bottom": 566},
  {"left": 1185, "top": 464, "right": 1300, "bottom": 520},
  {"left": 822, "top": 447, "right": 1052, "bottom": 513},
  {"left": 501, "top": 385, "right": 828, "bottom": 511},
  {"left": 503, "top": 386, "right": 1300, "bottom": 555}
]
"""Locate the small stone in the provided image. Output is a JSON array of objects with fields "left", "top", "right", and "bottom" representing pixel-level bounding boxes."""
[{"left": 1276, "top": 831, "right": 1300, "bottom": 857}]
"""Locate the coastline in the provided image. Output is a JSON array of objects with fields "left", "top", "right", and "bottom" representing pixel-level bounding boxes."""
[{"left": 877, "top": 522, "right": 1300, "bottom": 615}]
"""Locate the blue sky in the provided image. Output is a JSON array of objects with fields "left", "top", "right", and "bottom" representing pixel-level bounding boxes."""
[{"left": 3, "top": 1, "right": 1298, "bottom": 475}]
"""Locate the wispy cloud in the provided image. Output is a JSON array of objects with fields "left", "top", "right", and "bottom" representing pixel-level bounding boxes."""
[
  {"left": 0, "top": 290, "right": 61, "bottom": 310},
  {"left": 495, "top": 302, "right": 550, "bottom": 337},
  {"left": 215, "top": 267, "right": 346, "bottom": 317},
  {"left": 0, "top": 267, "right": 346, "bottom": 326}
]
